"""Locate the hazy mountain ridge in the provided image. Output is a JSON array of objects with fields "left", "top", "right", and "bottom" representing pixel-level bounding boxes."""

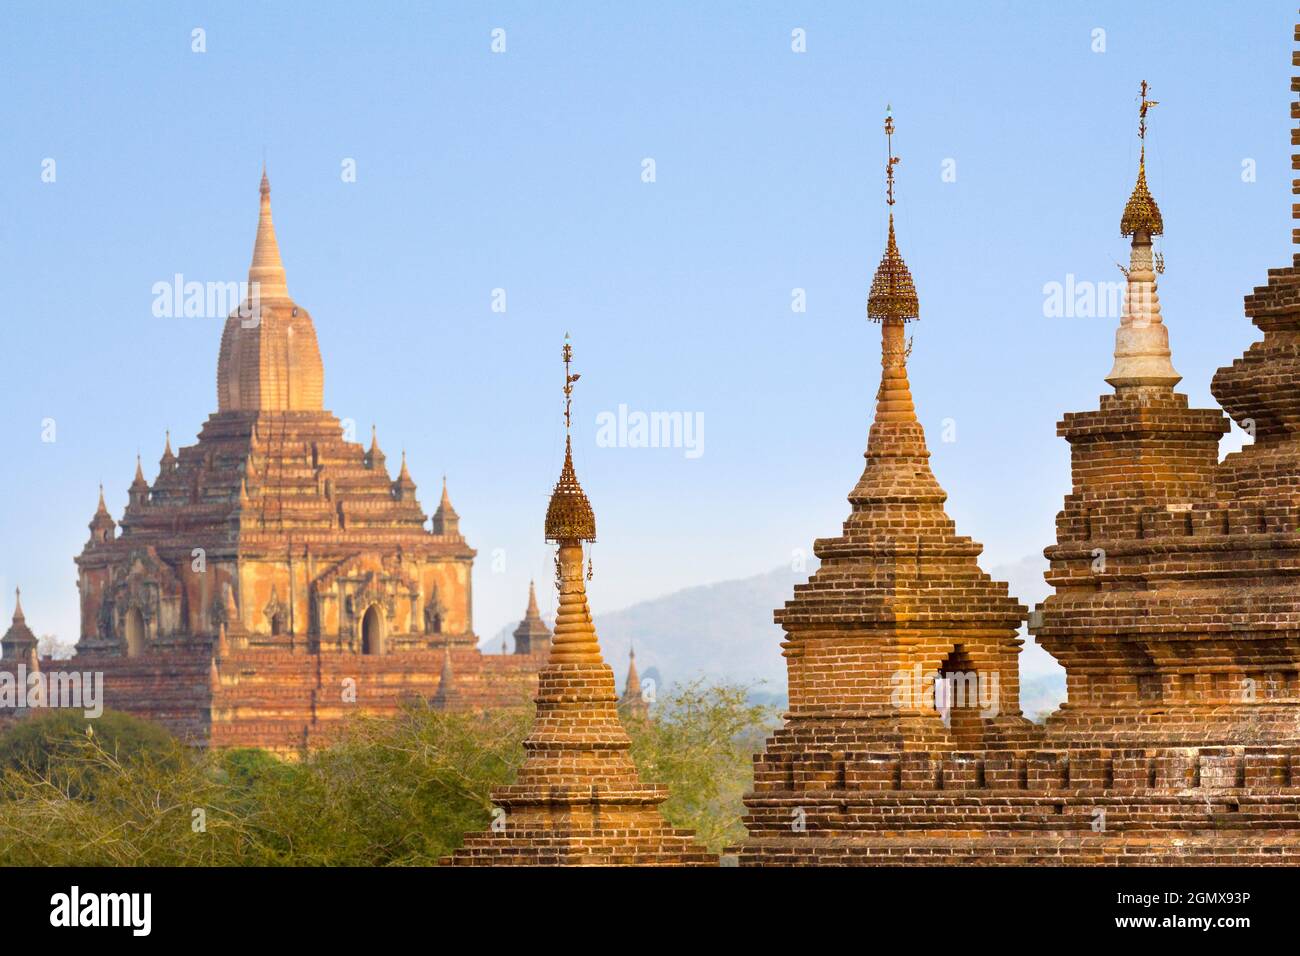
[
  {"left": 491, "top": 565, "right": 811, "bottom": 695},
  {"left": 490, "top": 556, "right": 1069, "bottom": 716}
]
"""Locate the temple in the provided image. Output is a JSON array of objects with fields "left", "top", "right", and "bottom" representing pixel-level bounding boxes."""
[
  {"left": 448, "top": 339, "right": 714, "bottom": 866},
  {"left": 2, "top": 172, "right": 547, "bottom": 753}
]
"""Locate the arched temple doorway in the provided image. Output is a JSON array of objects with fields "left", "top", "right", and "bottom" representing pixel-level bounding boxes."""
[
  {"left": 361, "top": 605, "right": 383, "bottom": 656},
  {"left": 124, "top": 607, "right": 146, "bottom": 658}
]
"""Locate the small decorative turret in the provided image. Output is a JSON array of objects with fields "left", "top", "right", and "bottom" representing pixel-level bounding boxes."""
[
  {"left": 392, "top": 450, "right": 417, "bottom": 502},
  {"left": 128, "top": 455, "right": 150, "bottom": 508},
  {"left": 1, "top": 588, "right": 39, "bottom": 669},
  {"left": 159, "top": 430, "right": 177, "bottom": 475},
  {"left": 431, "top": 646, "right": 461, "bottom": 710},
  {"left": 619, "top": 646, "right": 650, "bottom": 721},
  {"left": 366, "top": 425, "right": 386, "bottom": 472},
  {"left": 431, "top": 476, "right": 460, "bottom": 536},
  {"left": 88, "top": 484, "right": 116, "bottom": 545},
  {"left": 512, "top": 579, "right": 552, "bottom": 655}
]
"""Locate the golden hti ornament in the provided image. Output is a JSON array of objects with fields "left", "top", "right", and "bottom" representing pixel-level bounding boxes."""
[
  {"left": 1120, "top": 80, "right": 1164, "bottom": 238},
  {"left": 544, "top": 335, "right": 597, "bottom": 548},
  {"left": 867, "top": 107, "right": 920, "bottom": 323}
]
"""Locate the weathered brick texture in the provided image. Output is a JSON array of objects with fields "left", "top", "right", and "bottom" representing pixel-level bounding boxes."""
[{"left": 741, "top": 59, "right": 1300, "bottom": 863}]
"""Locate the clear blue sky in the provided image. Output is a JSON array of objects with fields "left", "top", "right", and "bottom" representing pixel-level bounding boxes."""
[{"left": 0, "top": 1, "right": 1289, "bottom": 646}]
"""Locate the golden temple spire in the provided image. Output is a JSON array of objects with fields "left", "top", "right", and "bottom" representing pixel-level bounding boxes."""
[
  {"left": 526, "top": 578, "right": 540, "bottom": 618},
  {"left": 1108, "top": 80, "right": 1180, "bottom": 391},
  {"left": 625, "top": 646, "right": 641, "bottom": 698},
  {"left": 544, "top": 336, "right": 601, "bottom": 665},
  {"left": 544, "top": 335, "right": 597, "bottom": 545},
  {"left": 1121, "top": 81, "right": 1164, "bottom": 238},
  {"left": 863, "top": 108, "right": 921, "bottom": 431},
  {"left": 249, "top": 165, "right": 289, "bottom": 300},
  {"left": 12, "top": 587, "right": 24, "bottom": 624},
  {"left": 867, "top": 108, "right": 920, "bottom": 324}
]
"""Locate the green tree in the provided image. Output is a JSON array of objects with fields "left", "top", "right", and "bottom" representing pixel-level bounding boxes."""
[
  {"left": 0, "top": 682, "right": 774, "bottom": 865},
  {"left": 0, "top": 709, "right": 177, "bottom": 782},
  {"left": 626, "top": 681, "right": 777, "bottom": 853}
]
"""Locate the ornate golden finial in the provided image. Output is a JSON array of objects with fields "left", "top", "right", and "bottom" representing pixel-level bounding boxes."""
[
  {"left": 867, "top": 108, "right": 920, "bottom": 323},
  {"left": 1121, "top": 80, "right": 1164, "bottom": 237},
  {"left": 545, "top": 335, "right": 597, "bottom": 545}
]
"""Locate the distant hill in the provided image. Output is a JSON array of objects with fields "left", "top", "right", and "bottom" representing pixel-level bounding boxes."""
[
  {"left": 490, "top": 565, "right": 809, "bottom": 697},
  {"left": 489, "top": 555, "right": 1069, "bottom": 717}
]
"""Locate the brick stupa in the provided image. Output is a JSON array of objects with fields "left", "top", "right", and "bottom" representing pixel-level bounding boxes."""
[
  {"left": 0, "top": 172, "right": 546, "bottom": 752},
  {"left": 739, "top": 113, "right": 1032, "bottom": 864},
  {"left": 449, "top": 339, "right": 714, "bottom": 866},
  {"left": 1023, "top": 64, "right": 1300, "bottom": 863}
]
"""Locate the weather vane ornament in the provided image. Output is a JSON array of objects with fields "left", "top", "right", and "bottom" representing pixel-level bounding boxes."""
[
  {"left": 884, "top": 107, "right": 900, "bottom": 207},
  {"left": 1121, "top": 79, "right": 1164, "bottom": 237},
  {"left": 562, "top": 333, "right": 581, "bottom": 432},
  {"left": 867, "top": 107, "right": 920, "bottom": 323}
]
